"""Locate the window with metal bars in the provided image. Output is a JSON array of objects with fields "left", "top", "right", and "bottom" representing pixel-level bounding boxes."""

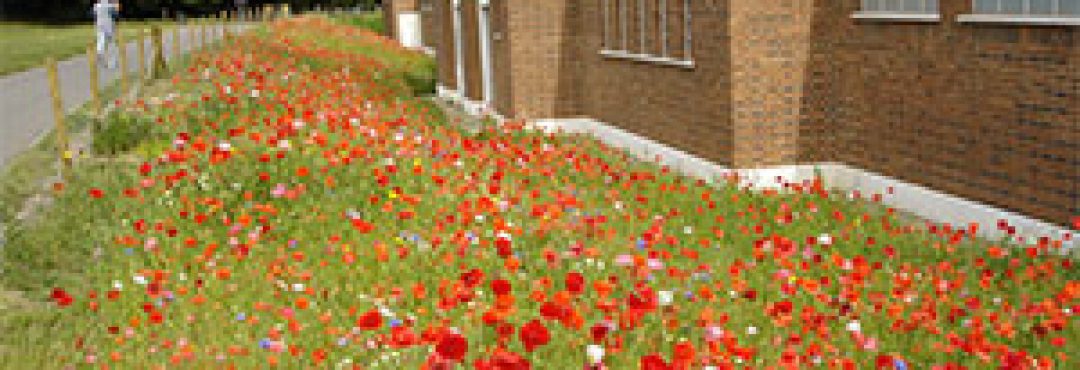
[
  {"left": 860, "top": 0, "right": 940, "bottom": 13},
  {"left": 600, "top": 0, "right": 693, "bottom": 68},
  {"left": 972, "top": 0, "right": 1080, "bottom": 15}
]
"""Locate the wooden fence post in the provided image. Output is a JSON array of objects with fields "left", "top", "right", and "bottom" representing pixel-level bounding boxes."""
[
  {"left": 136, "top": 28, "right": 146, "bottom": 82},
  {"left": 117, "top": 30, "right": 128, "bottom": 93},
  {"left": 220, "top": 11, "right": 229, "bottom": 39},
  {"left": 200, "top": 17, "right": 208, "bottom": 47},
  {"left": 171, "top": 24, "right": 180, "bottom": 61},
  {"left": 151, "top": 26, "right": 166, "bottom": 78},
  {"left": 45, "top": 58, "right": 71, "bottom": 179},
  {"left": 87, "top": 45, "right": 101, "bottom": 118}
]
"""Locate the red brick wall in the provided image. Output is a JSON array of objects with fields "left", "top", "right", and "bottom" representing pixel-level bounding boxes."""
[
  {"left": 436, "top": 0, "right": 457, "bottom": 89},
  {"left": 574, "top": 1, "right": 734, "bottom": 166},
  {"left": 491, "top": 0, "right": 514, "bottom": 115},
  {"left": 797, "top": 0, "right": 1078, "bottom": 225},
  {"left": 419, "top": 0, "right": 437, "bottom": 49},
  {"left": 462, "top": 0, "right": 484, "bottom": 101},
  {"left": 382, "top": 0, "right": 418, "bottom": 39},
  {"left": 729, "top": 1, "right": 812, "bottom": 168},
  {"left": 495, "top": 0, "right": 583, "bottom": 119},
  {"left": 428, "top": 0, "right": 1078, "bottom": 226}
]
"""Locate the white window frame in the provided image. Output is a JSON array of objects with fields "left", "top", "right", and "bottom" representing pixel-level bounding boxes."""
[
  {"left": 959, "top": 0, "right": 1080, "bottom": 26},
  {"left": 600, "top": 0, "right": 694, "bottom": 69},
  {"left": 852, "top": 0, "right": 942, "bottom": 22}
]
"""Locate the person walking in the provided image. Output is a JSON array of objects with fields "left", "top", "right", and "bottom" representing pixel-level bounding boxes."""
[{"left": 93, "top": 0, "right": 120, "bottom": 68}]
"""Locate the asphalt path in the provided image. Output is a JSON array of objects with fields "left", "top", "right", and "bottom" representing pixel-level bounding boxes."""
[{"left": 0, "top": 24, "right": 244, "bottom": 168}]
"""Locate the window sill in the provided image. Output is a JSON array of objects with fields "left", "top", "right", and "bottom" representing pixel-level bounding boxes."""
[
  {"left": 957, "top": 14, "right": 1080, "bottom": 26},
  {"left": 599, "top": 50, "right": 695, "bottom": 69},
  {"left": 850, "top": 11, "right": 941, "bottom": 23}
]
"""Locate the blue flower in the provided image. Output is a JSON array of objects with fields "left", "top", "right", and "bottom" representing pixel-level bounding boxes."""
[
  {"left": 236, "top": 312, "right": 247, "bottom": 322},
  {"left": 258, "top": 339, "right": 271, "bottom": 349},
  {"left": 389, "top": 319, "right": 403, "bottom": 328},
  {"left": 894, "top": 359, "right": 908, "bottom": 370},
  {"left": 635, "top": 239, "right": 646, "bottom": 250}
]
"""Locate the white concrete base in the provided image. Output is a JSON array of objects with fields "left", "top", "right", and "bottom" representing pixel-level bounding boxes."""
[
  {"left": 528, "top": 118, "right": 1076, "bottom": 252},
  {"left": 436, "top": 85, "right": 503, "bottom": 121}
]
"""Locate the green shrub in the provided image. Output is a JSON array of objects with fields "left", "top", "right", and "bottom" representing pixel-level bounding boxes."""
[
  {"left": 403, "top": 56, "right": 436, "bottom": 96},
  {"left": 334, "top": 12, "right": 385, "bottom": 34},
  {"left": 91, "top": 111, "right": 153, "bottom": 156}
]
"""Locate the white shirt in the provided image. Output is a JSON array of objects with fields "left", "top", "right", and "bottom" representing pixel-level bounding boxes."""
[{"left": 94, "top": 3, "right": 118, "bottom": 34}]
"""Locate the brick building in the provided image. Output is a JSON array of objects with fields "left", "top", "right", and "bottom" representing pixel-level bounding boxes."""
[{"left": 386, "top": 0, "right": 1078, "bottom": 233}]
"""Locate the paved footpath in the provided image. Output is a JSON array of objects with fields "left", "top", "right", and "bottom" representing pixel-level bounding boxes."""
[{"left": 0, "top": 24, "right": 245, "bottom": 168}]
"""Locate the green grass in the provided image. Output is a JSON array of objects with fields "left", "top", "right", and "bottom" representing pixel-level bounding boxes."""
[
  {"left": 0, "top": 21, "right": 174, "bottom": 76},
  {"left": 331, "top": 11, "right": 385, "bottom": 34}
]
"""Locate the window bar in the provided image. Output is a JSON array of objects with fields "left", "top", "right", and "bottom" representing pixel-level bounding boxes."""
[
  {"left": 639, "top": 0, "right": 646, "bottom": 53},
  {"left": 660, "top": 0, "right": 668, "bottom": 57},
  {"left": 683, "top": 0, "right": 691, "bottom": 60},
  {"left": 621, "top": 0, "right": 628, "bottom": 51}
]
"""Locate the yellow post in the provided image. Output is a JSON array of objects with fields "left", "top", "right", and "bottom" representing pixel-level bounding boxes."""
[
  {"left": 171, "top": 23, "right": 180, "bottom": 61},
  {"left": 136, "top": 28, "right": 146, "bottom": 82},
  {"left": 200, "top": 18, "right": 208, "bottom": 47},
  {"left": 87, "top": 45, "right": 101, "bottom": 118},
  {"left": 117, "top": 30, "right": 128, "bottom": 93},
  {"left": 189, "top": 19, "right": 197, "bottom": 51},
  {"left": 151, "top": 26, "right": 165, "bottom": 78},
  {"left": 220, "top": 11, "right": 229, "bottom": 39},
  {"left": 45, "top": 58, "right": 71, "bottom": 178}
]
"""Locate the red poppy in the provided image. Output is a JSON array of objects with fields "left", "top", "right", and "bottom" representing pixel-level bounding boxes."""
[
  {"left": 356, "top": 309, "right": 382, "bottom": 330},
  {"left": 435, "top": 332, "right": 468, "bottom": 362},
  {"left": 519, "top": 319, "right": 550, "bottom": 352},
  {"left": 88, "top": 188, "right": 104, "bottom": 199},
  {"left": 491, "top": 279, "right": 512, "bottom": 296},
  {"left": 640, "top": 354, "right": 672, "bottom": 370},
  {"left": 590, "top": 323, "right": 610, "bottom": 342},
  {"left": 565, "top": 272, "right": 585, "bottom": 295},
  {"left": 51, "top": 288, "right": 73, "bottom": 307}
]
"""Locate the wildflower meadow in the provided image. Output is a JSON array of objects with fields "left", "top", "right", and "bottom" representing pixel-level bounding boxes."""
[{"left": 3, "top": 16, "right": 1078, "bottom": 370}]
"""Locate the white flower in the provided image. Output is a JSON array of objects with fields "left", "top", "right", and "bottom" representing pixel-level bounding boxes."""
[
  {"left": 683, "top": 226, "right": 693, "bottom": 234},
  {"left": 113, "top": 280, "right": 124, "bottom": 291},
  {"left": 586, "top": 344, "right": 605, "bottom": 364},
  {"left": 657, "top": 291, "right": 674, "bottom": 306},
  {"left": 846, "top": 320, "right": 861, "bottom": 332},
  {"left": 818, "top": 233, "right": 833, "bottom": 246},
  {"left": 133, "top": 275, "right": 147, "bottom": 285},
  {"left": 277, "top": 140, "right": 291, "bottom": 150},
  {"left": 292, "top": 283, "right": 305, "bottom": 292},
  {"left": 250, "top": 89, "right": 260, "bottom": 98},
  {"left": 747, "top": 326, "right": 758, "bottom": 335}
]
